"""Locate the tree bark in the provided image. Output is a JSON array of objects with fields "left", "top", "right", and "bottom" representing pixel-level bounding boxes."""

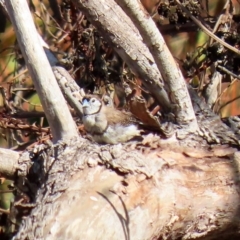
[
  {"left": 13, "top": 139, "right": 240, "bottom": 240},
  {"left": 71, "top": 0, "right": 175, "bottom": 114},
  {"left": 115, "top": 0, "right": 197, "bottom": 127},
  {"left": 0, "top": 149, "right": 20, "bottom": 179},
  {"left": 4, "top": 0, "right": 78, "bottom": 143},
  {"left": 0, "top": 0, "right": 240, "bottom": 240}
]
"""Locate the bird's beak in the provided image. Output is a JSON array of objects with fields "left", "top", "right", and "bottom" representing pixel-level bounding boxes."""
[{"left": 82, "top": 99, "right": 89, "bottom": 108}]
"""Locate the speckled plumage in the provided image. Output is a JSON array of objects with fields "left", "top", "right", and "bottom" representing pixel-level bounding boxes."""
[{"left": 82, "top": 95, "right": 141, "bottom": 144}]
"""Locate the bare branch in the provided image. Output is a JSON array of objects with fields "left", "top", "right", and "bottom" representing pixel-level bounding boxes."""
[
  {"left": 0, "top": 148, "right": 20, "bottom": 179},
  {"left": 3, "top": 0, "right": 79, "bottom": 143},
  {"left": 71, "top": 0, "right": 173, "bottom": 113},
  {"left": 71, "top": 0, "right": 198, "bottom": 131},
  {"left": 53, "top": 66, "right": 85, "bottom": 118},
  {"left": 115, "top": 0, "right": 198, "bottom": 129},
  {"left": 175, "top": 0, "right": 240, "bottom": 55}
]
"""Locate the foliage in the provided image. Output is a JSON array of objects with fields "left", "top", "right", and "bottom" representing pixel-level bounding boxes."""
[{"left": 158, "top": 0, "right": 240, "bottom": 116}]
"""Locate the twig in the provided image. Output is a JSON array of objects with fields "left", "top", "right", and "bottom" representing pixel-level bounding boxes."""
[
  {"left": 175, "top": 0, "right": 240, "bottom": 55},
  {"left": 217, "top": 65, "right": 240, "bottom": 80}
]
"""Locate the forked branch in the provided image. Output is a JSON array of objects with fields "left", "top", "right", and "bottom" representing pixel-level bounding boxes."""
[{"left": 72, "top": 0, "right": 198, "bottom": 131}]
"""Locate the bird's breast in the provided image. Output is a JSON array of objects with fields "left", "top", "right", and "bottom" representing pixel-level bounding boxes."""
[
  {"left": 92, "top": 123, "right": 141, "bottom": 144},
  {"left": 83, "top": 114, "right": 108, "bottom": 134},
  {"left": 82, "top": 115, "right": 96, "bottom": 132}
]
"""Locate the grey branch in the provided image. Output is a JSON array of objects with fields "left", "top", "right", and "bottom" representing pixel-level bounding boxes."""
[
  {"left": 72, "top": 0, "right": 198, "bottom": 131},
  {"left": 116, "top": 0, "right": 197, "bottom": 129},
  {"left": 53, "top": 66, "right": 85, "bottom": 118},
  {"left": 0, "top": 149, "right": 30, "bottom": 179},
  {"left": 71, "top": 0, "right": 174, "bottom": 113},
  {"left": 3, "top": 0, "right": 79, "bottom": 143}
]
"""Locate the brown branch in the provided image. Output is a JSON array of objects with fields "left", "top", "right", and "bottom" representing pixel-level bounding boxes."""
[{"left": 0, "top": 117, "right": 50, "bottom": 134}]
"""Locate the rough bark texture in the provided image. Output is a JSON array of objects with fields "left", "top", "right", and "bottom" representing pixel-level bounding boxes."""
[
  {"left": 115, "top": 0, "right": 197, "bottom": 128},
  {"left": 1, "top": 0, "right": 240, "bottom": 239},
  {"left": 12, "top": 136, "right": 240, "bottom": 240},
  {"left": 11, "top": 84, "right": 240, "bottom": 239},
  {"left": 71, "top": 0, "right": 174, "bottom": 113}
]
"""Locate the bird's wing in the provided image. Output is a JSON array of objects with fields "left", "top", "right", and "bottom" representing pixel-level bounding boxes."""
[{"left": 104, "top": 107, "right": 139, "bottom": 126}]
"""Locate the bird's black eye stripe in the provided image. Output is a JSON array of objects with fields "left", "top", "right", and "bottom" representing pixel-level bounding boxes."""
[{"left": 92, "top": 98, "right": 96, "bottom": 103}]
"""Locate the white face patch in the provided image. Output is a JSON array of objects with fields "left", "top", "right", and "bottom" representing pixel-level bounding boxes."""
[{"left": 82, "top": 97, "right": 102, "bottom": 115}]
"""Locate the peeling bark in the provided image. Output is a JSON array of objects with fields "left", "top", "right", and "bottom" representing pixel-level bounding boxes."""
[{"left": 13, "top": 139, "right": 240, "bottom": 240}]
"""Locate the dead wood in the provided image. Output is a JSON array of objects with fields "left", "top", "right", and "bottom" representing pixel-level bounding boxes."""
[
  {"left": 12, "top": 136, "right": 240, "bottom": 240},
  {"left": 3, "top": 0, "right": 78, "bottom": 143},
  {"left": 0, "top": 1, "right": 240, "bottom": 240}
]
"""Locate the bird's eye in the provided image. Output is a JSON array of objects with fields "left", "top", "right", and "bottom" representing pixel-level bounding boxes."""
[{"left": 91, "top": 99, "right": 96, "bottom": 103}]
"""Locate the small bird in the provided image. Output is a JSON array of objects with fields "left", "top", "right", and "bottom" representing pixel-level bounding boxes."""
[{"left": 82, "top": 95, "right": 142, "bottom": 144}]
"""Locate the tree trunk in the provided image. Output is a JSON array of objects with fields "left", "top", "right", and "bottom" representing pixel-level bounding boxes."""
[{"left": 13, "top": 138, "right": 240, "bottom": 240}]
